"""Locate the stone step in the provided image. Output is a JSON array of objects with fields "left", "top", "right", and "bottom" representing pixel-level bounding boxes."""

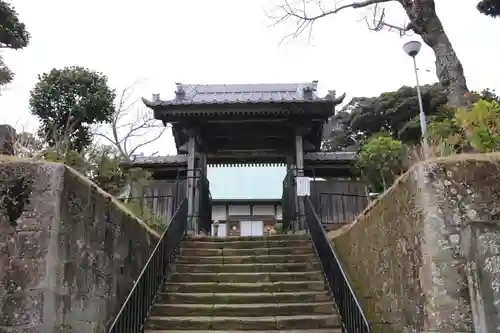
[
  {"left": 175, "top": 262, "right": 322, "bottom": 273},
  {"left": 184, "top": 234, "right": 310, "bottom": 242},
  {"left": 145, "top": 330, "right": 342, "bottom": 333},
  {"left": 170, "top": 271, "right": 324, "bottom": 283},
  {"left": 180, "top": 246, "right": 314, "bottom": 257},
  {"left": 166, "top": 281, "right": 325, "bottom": 293},
  {"left": 176, "top": 254, "right": 317, "bottom": 265},
  {"left": 150, "top": 302, "right": 335, "bottom": 317},
  {"left": 180, "top": 239, "right": 310, "bottom": 249},
  {"left": 145, "top": 314, "right": 341, "bottom": 330},
  {"left": 156, "top": 291, "right": 332, "bottom": 304}
]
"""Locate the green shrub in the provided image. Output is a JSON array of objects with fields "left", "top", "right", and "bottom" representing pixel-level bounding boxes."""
[
  {"left": 42, "top": 149, "right": 90, "bottom": 174},
  {"left": 455, "top": 99, "right": 500, "bottom": 152},
  {"left": 427, "top": 99, "right": 500, "bottom": 154},
  {"left": 357, "top": 134, "right": 407, "bottom": 192}
]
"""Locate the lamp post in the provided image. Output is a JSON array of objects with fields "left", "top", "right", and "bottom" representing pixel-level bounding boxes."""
[{"left": 403, "top": 40, "right": 428, "bottom": 153}]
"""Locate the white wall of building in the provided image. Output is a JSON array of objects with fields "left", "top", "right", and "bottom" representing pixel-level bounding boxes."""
[
  {"left": 211, "top": 203, "right": 282, "bottom": 220},
  {"left": 252, "top": 205, "right": 274, "bottom": 216},
  {"left": 228, "top": 205, "right": 251, "bottom": 216},
  {"left": 212, "top": 205, "right": 227, "bottom": 221}
]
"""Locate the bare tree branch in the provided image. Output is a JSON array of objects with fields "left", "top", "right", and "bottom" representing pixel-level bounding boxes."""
[
  {"left": 267, "top": 0, "right": 416, "bottom": 42},
  {"left": 363, "top": 3, "right": 412, "bottom": 35},
  {"left": 92, "top": 81, "right": 169, "bottom": 162}
]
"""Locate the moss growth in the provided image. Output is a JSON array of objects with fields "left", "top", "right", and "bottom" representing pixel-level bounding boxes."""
[{"left": 332, "top": 171, "right": 422, "bottom": 332}]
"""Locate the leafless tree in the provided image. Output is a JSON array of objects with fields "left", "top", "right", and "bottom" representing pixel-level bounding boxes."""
[
  {"left": 10, "top": 118, "right": 78, "bottom": 160},
  {"left": 13, "top": 131, "right": 44, "bottom": 158},
  {"left": 268, "top": 0, "right": 470, "bottom": 108},
  {"left": 93, "top": 82, "right": 168, "bottom": 162}
]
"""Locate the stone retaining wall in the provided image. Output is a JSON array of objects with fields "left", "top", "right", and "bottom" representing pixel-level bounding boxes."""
[
  {"left": 0, "top": 158, "right": 159, "bottom": 333},
  {"left": 331, "top": 153, "right": 500, "bottom": 333}
]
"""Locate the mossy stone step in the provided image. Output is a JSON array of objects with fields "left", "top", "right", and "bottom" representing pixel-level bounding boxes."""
[
  {"left": 145, "top": 315, "right": 340, "bottom": 331},
  {"left": 166, "top": 281, "right": 325, "bottom": 293},
  {"left": 145, "top": 234, "right": 342, "bottom": 332},
  {"left": 169, "top": 272, "right": 323, "bottom": 283},
  {"left": 155, "top": 291, "right": 332, "bottom": 304},
  {"left": 180, "top": 239, "right": 310, "bottom": 249},
  {"left": 150, "top": 302, "right": 335, "bottom": 317},
  {"left": 170, "top": 271, "right": 324, "bottom": 283},
  {"left": 181, "top": 246, "right": 314, "bottom": 257},
  {"left": 145, "top": 329, "right": 342, "bottom": 333},
  {"left": 276, "top": 315, "right": 341, "bottom": 330},
  {"left": 176, "top": 254, "right": 317, "bottom": 264},
  {"left": 175, "top": 262, "right": 322, "bottom": 273},
  {"left": 184, "top": 234, "right": 310, "bottom": 242}
]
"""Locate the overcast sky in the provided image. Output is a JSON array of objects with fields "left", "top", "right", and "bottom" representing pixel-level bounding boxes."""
[{"left": 0, "top": 0, "right": 498, "bottom": 198}]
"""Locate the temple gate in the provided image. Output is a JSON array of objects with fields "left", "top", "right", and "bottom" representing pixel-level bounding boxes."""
[{"left": 123, "top": 81, "right": 368, "bottom": 234}]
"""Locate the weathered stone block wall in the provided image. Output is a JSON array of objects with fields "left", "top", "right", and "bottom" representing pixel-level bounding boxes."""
[
  {"left": 0, "top": 159, "right": 159, "bottom": 332},
  {"left": 332, "top": 153, "right": 500, "bottom": 333}
]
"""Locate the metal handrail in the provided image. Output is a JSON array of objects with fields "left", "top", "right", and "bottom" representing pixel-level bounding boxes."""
[
  {"left": 304, "top": 196, "right": 371, "bottom": 333},
  {"left": 107, "top": 198, "right": 188, "bottom": 333}
]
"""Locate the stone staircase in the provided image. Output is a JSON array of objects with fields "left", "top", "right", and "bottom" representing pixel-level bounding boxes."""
[{"left": 144, "top": 234, "right": 343, "bottom": 333}]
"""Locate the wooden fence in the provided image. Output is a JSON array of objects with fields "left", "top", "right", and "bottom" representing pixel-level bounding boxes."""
[
  {"left": 310, "top": 180, "right": 369, "bottom": 227},
  {"left": 128, "top": 179, "right": 187, "bottom": 223}
]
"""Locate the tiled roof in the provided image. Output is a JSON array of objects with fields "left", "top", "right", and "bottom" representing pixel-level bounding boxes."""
[
  {"left": 144, "top": 82, "right": 345, "bottom": 107},
  {"left": 129, "top": 155, "right": 188, "bottom": 165},
  {"left": 126, "top": 152, "right": 356, "bottom": 166}
]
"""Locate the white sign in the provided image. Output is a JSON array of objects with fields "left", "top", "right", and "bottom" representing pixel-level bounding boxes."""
[{"left": 296, "top": 177, "right": 311, "bottom": 196}]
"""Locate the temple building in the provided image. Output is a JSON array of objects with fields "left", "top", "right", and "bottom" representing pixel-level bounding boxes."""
[{"left": 122, "top": 81, "right": 369, "bottom": 235}]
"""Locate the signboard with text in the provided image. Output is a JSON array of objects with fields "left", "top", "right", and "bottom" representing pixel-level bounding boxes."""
[{"left": 296, "top": 177, "right": 310, "bottom": 196}]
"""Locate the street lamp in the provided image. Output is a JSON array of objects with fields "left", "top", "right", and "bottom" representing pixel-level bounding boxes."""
[{"left": 403, "top": 41, "right": 428, "bottom": 149}]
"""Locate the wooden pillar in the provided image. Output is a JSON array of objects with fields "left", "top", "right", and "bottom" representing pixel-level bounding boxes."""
[
  {"left": 285, "top": 155, "right": 294, "bottom": 172},
  {"left": 295, "top": 135, "right": 306, "bottom": 232},
  {"left": 193, "top": 152, "right": 208, "bottom": 235},
  {"left": 193, "top": 155, "right": 201, "bottom": 234},
  {"left": 186, "top": 134, "right": 197, "bottom": 234},
  {"left": 199, "top": 153, "right": 208, "bottom": 175},
  {"left": 284, "top": 155, "right": 296, "bottom": 233}
]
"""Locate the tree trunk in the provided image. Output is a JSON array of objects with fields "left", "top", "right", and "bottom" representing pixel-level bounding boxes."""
[{"left": 403, "top": 0, "right": 469, "bottom": 108}]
